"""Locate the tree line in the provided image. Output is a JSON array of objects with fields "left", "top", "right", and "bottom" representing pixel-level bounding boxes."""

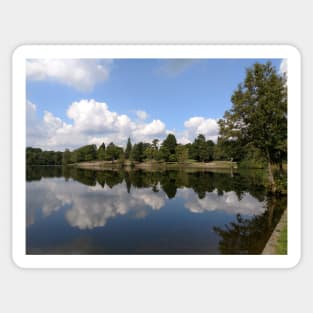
[
  {"left": 26, "top": 62, "right": 287, "bottom": 192},
  {"left": 26, "top": 133, "right": 218, "bottom": 166}
]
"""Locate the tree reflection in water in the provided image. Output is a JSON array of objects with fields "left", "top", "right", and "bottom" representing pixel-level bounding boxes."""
[
  {"left": 213, "top": 195, "right": 286, "bottom": 254},
  {"left": 26, "top": 166, "right": 286, "bottom": 254},
  {"left": 26, "top": 166, "right": 268, "bottom": 202}
]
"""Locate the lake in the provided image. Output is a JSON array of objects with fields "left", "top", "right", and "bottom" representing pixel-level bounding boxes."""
[{"left": 26, "top": 166, "right": 286, "bottom": 254}]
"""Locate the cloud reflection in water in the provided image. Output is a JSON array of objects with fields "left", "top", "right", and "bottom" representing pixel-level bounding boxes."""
[{"left": 27, "top": 177, "right": 265, "bottom": 230}]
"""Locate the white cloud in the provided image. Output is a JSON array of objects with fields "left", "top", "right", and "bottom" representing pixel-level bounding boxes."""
[
  {"left": 26, "top": 100, "right": 48, "bottom": 147},
  {"left": 178, "top": 188, "right": 266, "bottom": 216},
  {"left": 27, "top": 99, "right": 169, "bottom": 150},
  {"left": 134, "top": 119, "right": 166, "bottom": 138},
  {"left": 179, "top": 116, "right": 220, "bottom": 143},
  {"left": 27, "top": 178, "right": 265, "bottom": 229},
  {"left": 280, "top": 59, "right": 288, "bottom": 76},
  {"left": 44, "top": 111, "right": 67, "bottom": 130},
  {"left": 26, "top": 59, "right": 112, "bottom": 92},
  {"left": 27, "top": 99, "right": 221, "bottom": 150},
  {"left": 67, "top": 99, "right": 135, "bottom": 135},
  {"left": 135, "top": 110, "right": 148, "bottom": 121},
  {"left": 27, "top": 179, "right": 167, "bottom": 229}
]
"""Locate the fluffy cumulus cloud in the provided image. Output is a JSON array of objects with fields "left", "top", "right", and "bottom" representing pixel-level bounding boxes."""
[
  {"left": 133, "top": 119, "right": 166, "bottom": 142},
  {"left": 26, "top": 59, "right": 112, "bottom": 92},
  {"left": 178, "top": 116, "right": 220, "bottom": 143},
  {"left": 27, "top": 98, "right": 221, "bottom": 150},
  {"left": 67, "top": 99, "right": 134, "bottom": 135},
  {"left": 27, "top": 99, "right": 169, "bottom": 150}
]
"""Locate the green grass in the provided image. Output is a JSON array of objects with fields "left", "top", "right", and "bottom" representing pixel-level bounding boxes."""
[
  {"left": 276, "top": 224, "right": 287, "bottom": 254},
  {"left": 76, "top": 159, "right": 238, "bottom": 171}
]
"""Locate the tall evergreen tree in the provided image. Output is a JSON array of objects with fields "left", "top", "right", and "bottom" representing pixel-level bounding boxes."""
[
  {"left": 125, "top": 137, "right": 132, "bottom": 159},
  {"left": 97, "top": 143, "right": 106, "bottom": 160},
  {"left": 162, "top": 134, "right": 177, "bottom": 154}
]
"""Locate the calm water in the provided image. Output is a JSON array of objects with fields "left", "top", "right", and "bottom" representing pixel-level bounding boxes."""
[{"left": 26, "top": 166, "right": 286, "bottom": 254}]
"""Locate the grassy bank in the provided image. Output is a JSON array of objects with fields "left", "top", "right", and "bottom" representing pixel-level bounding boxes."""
[
  {"left": 276, "top": 223, "right": 288, "bottom": 254},
  {"left": 262, "top": 209, "right": 287, "bottom": 255},
  {"left": 72, "top": 160, "right": 238, "bottom": 171}
]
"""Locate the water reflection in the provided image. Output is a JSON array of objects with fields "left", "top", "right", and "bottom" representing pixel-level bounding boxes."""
[
  {"left": 27, "top": 180, "right": 166, "bottom": 228},
  {"left": 27, "top": 166, "right": 268, "bottom": 199},
  {"left": 213, "top": 195, "right": 286, "bottom": 254},
  {"left": 178, "top": 188, "right": 265, "bottom": 215},
  {"left": 26, "top": 166, "right": 285, "bottom": 254}
]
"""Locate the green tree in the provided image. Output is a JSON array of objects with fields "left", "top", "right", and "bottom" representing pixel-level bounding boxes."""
[
  {"left": 143, "top": 145, "right": 154, "bottom": 160},
  {"left": 184, "top": 143, "right": 193, "bottom": 160},
  {"left": 219, "top": 62, "right": 287, "bottom": 192},
  {"left": 117, "top": 151, "right": 125, "bottom": 166},
  {"left": 54, "top": 151, "right": 63, "bottom": 165},
  {"left": 84, "top": 145, "right": 97, "bottom": 161},
  {"left": 193, "top": 134, "right": 207, "bottom": 162},
  {"left": 105, "top": 142, "right": 121, "bottom": 162},
  {"left": 213, "top": 137, "right": 244, "bottom": 161},
  {"left": 168, "top": 154, "right": 177, "bottom": 162},
  {"left": 125, "top": 137, "right": 132, "bottom": 159},
  {"left": 76, "top": 149, "right": 84, "bottom": 162},
  {"left": 175, "top": 145, "right": 189, "bottom": 164},
  {"left": 97, "top": 143, "right": 106, "bottom": 160},
  {"left": 71, "top": 144, "right": 97, "bottom": 162},
  {"left": 70, "top": 150, "right": 78, "bottom": 163},
  {"left": 158, "top": 145, "right": 170, "bottom": 161},
  {"left": 131, "top": 142, "right": 144, "bottom": 162},
  {"left": 152, "top": 139, "right": 159, "bottom": 150},
  {"left": 190, "top": 134, "right": 214, "bottom": 162},
  {"left": 162, "top": 134, "right": 177, "bottom": 154},
  {"left": 206, "top": 140, "right": 215, "bottom": 161},
  {"left": 160, "top": 134, "right": 177, "bottom": 161},
  {"left": 26, "top": 147, "right": 64, "bottom": 165},
  {"left": 151, "top": 139, "right": 159, "bottom": 160}
]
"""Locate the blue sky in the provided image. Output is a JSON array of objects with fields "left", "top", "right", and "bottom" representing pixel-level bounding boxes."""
[{"left": 26, "top": 58, "right": 284, "bottom": 150}]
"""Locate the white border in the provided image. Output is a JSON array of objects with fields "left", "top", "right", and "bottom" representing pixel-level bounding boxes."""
[{"left": 12, "top": 45, "right": 301, "bottom": 268}]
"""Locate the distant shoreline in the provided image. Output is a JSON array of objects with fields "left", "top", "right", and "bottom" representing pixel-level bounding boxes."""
[{"left": 71, "top": 160, "right": 238, "bottom": 171}]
